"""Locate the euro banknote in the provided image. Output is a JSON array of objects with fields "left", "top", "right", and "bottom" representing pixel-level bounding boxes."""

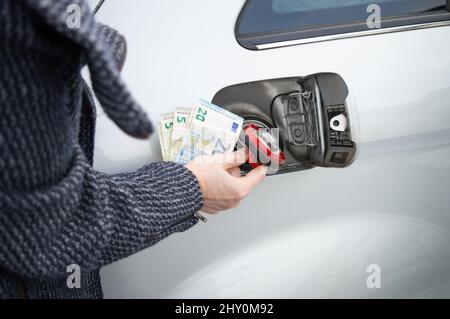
[
  {"left": 169, "top": 107, "right": 193, "bottom": 161},
  {"left": 174, "top": 100, "right": 244, "bottom": 164},
  {"left": 159, "top": 112, "right": 174, "bottom": 161}
]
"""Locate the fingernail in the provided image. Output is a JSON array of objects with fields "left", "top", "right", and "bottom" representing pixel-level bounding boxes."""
[
  {"left": 264, "top": 166, "right": 269, "bottom": 174},
  {"left": 259, "top": 165, "right": 268, "bottom": 175}
]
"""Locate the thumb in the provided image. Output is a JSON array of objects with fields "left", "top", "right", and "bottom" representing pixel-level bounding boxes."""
[
  {"left": 222, "top": 148, "right": 248, "bottom": 169},
  {"left": 240, "top": 165, "right": 268, "bottom": 191}
]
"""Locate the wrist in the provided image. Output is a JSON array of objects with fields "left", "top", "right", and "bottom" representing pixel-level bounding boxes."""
[{"left": 185, "top": 163, "right": 207, "bottom": 198}]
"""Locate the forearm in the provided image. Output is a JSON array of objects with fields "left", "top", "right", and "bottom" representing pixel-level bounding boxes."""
[
  {"left": 100, "top": 160, "right": 204, "bottom": 264},
  {"left": 0, "top": 147, "right": 203, "bottom": 280}
]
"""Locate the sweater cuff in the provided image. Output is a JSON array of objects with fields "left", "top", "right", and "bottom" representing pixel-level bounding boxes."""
[
  {"left": 138, "top": 161, "right": 204, "bottom": 216},
  {"left": 110, "top": 161, "right": 204, "bottom": 234}
]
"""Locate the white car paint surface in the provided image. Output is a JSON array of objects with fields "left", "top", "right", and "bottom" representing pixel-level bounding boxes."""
[{"left": 91, "top": 0, "right": 450, "bottom": 298}]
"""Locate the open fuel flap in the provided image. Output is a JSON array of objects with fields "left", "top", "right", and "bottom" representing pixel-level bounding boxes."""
[{"left": 212, "top": 73, "right": 359, "bottom": 175}]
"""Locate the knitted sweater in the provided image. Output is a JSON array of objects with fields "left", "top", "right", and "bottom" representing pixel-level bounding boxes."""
[{"left": 0, "top": 0, "right": 203, "bottom": 298}]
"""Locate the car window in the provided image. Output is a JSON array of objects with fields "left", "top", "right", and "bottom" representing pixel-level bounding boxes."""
[
  {"left": 272, "top": 0, "right": 442, "bottom": 14},
  {"left": 236, "top": 0, "right": 449, "bottom": 49}
]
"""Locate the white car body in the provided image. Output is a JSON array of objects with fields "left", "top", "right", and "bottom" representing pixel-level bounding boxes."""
[{"left": 91, "top": 0, "right": 450, "bottom": 298}]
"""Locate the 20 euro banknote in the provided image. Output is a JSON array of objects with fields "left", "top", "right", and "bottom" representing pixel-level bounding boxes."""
[{"left": 174, "top": 100, "right": 244, "bottom": 164}]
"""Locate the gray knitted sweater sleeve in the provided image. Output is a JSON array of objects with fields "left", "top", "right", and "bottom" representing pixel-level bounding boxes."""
[
  {"left": 0, "top": 0, "right": 204, "bottom": 281},
  {"left": 2, "top": 148, "right": 203, "bottom": 280}
]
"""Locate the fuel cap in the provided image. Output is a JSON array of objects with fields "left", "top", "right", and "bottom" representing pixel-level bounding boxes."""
[{"left": 241, "top": 121, "right": 286, "bottom": 169}]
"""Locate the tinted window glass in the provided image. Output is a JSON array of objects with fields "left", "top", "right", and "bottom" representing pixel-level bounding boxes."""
[{"left": 236, "top": 0, "right": 448, "bottom": 48}]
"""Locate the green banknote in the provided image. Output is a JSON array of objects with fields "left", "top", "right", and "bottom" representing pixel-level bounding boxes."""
[{"left": 158, "top": 112, "right": 174, "bottom": 161}]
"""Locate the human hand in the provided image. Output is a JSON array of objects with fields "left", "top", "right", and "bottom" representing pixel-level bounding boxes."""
[{"left": 185, "top": 148, "right": 267, "bottom": 214}]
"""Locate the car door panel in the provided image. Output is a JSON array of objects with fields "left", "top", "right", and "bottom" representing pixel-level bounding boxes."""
[{"left": 94, "top": 0, "right": 450, "bottom": 298}]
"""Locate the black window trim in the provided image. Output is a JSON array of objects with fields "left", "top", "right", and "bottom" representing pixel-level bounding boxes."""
[{"left": 235, "top": 0, "right": 450, "bottom": 50}]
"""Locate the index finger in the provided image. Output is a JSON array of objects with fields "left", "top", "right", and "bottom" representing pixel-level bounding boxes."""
[{"left": 239, "top": 165, "right": 268, "bottom": 191}]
